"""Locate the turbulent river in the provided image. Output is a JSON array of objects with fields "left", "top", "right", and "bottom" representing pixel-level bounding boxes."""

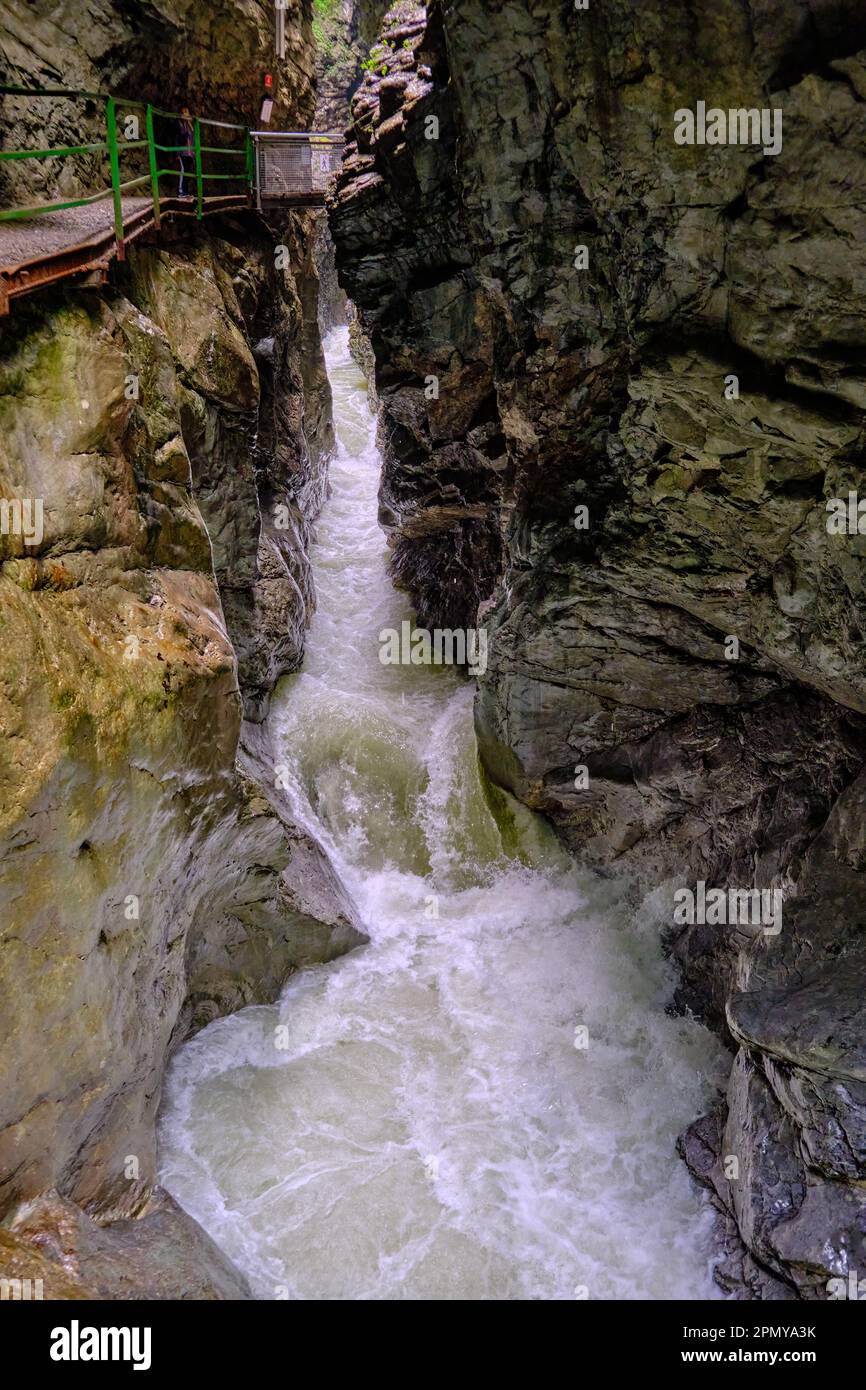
[{"left": 158, "top": 326, "right": 728, "bottom": 1301}]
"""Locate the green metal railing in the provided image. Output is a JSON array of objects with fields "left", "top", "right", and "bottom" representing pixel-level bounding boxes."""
[{"left": 0, "top": 86, "right": 253, "bottom": 257}]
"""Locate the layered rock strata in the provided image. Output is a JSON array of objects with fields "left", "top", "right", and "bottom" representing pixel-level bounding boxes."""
[
  {"left": 312, "top": 1, "right": 390, "bottom": 334},
  {"left": 329, "top": 0, "right": 866, "bottom": 1297}
]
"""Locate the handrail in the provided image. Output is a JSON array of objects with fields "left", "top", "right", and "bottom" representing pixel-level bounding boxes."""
[
  {"left": 0, "top": 85, "right": 254, "bottom": 255},
  {"left": 250, "top": 129, "right": 345, "bottom": 139},
  {"left": 0, "top": 85, "right": 345, "bottom": 277}
]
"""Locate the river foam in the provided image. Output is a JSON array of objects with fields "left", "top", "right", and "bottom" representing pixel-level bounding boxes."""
[{"left": 157, "top": 326, "right": 728, "bottom": 1300}]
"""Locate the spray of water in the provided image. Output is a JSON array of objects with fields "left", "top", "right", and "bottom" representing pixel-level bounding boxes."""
[{"left": 158, "top": 327, "right": 728, "bottom": 1300}]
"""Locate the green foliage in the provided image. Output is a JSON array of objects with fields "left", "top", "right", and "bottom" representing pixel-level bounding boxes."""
[
  {"left": 312, "top": 0, "right": 343, "bottom": 50},
  {"left": 361, "top": 39, "right": 395, "bottom": 75}
]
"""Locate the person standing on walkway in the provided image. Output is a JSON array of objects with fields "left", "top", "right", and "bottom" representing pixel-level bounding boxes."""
[{"left": 177, "top": 108, "right": 194, "bottom": 197}]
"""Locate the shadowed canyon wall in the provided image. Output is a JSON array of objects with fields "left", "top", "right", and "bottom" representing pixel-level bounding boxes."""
[
  {"left": 312, "top": 0, "right": 391, "bottom": 333},
  {"left": 329, "top": 0, "right": 866, "bottom": 1297}
]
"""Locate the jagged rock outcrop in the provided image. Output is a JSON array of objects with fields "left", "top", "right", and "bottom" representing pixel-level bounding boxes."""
[
  {"left": 124, "top": 213, "right": 333, "bottom": 721},
  {"left": 330, "top": 0, "right": 866, "bottom": 1297},
  {"left": 329, "top": 2, "right": 504, "bottom": 630},
  {"left": 0, "top": 1189, "right": 252, "bottom": 1299}
]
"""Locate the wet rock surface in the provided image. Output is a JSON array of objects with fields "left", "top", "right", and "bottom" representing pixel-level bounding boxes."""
[
  {"left": 125, "top": 213, "right": 334, "bottom": 721},
  {"left": 2, "top": 1189, "right": 251, "bottom": 1299},
  {"left": 330, "top": 0, "right": 866, "bottom": 1295},
  {"left": 0, "top": 219, "right": 358, "bottom": 1294}
]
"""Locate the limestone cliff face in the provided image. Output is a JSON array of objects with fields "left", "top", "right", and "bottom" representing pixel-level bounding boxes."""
[
  {"left": 0, "top": 215, "right": 364, "bottom": 1294},
  {"left": 330, "top": 0, "right": 866, "bottom": 1297}
]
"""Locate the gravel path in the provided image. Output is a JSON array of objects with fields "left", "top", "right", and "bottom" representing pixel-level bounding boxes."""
[{"left": 0, "top": 197, "right": 152, "bottom": 268}]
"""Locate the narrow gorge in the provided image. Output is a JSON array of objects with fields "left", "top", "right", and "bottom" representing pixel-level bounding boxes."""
[{"left": 0, "top": 0, "right": 864, "bottom": 1313}]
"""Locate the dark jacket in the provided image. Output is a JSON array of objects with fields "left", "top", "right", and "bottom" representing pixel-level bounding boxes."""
[{"left": 178, "top": 118, "right": 194, "bottom": 154}]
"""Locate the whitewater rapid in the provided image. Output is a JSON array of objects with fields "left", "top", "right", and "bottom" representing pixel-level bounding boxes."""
[{"left": 158, "top": 326, "right": 727, "bottom": 1300}]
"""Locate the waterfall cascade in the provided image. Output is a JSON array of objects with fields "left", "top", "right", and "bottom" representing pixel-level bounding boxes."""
[{"left": 157, "top": 327, "right": 728, "bottom": 1301}]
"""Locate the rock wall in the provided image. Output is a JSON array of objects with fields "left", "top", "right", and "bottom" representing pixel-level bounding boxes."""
[
  {"left": 0, "top": 2, "right": 367, "bottom": 1299},
  {"left": 329, "top": 0, "right": 866, "bottom": 1297},
  {"left": 124, "top": 213, "right": 332, "bottom": 723},
  {"left": 312, "top": 0, "right": 391, "bottom": 334},
  {"left": 0, "top": 215, "right": 364, "bottom": 1294},
  {"left": 314, "top": 0, "right": 368, "bottom": 132}
]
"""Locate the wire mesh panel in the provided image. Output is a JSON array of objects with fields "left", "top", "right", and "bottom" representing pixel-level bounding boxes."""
[
  {"left": 253, "top": 134, "right": 343, "bottom": 205},
  {"left": 258, "top": 137, "right": 311, "bottom": 197}
]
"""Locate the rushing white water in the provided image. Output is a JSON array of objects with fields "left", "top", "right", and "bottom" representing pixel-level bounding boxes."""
[{"left": 158, "top": 326, "right": 728, "bottom": 1301}]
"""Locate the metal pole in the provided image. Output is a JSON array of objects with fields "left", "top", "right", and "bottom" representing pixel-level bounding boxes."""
[
  {"left": 106, "top": 96, "right": 125, "bottom": 259},
  {"left": 245, "top": 129, "right": 255, "bottom": 206},
  {"left": 252, "top": 135, "right": 262, "bottom": 211},
  {"left": 194, "top": 117, "right": 203, "bottom": 218},
  {"left": 145, "top": 105, "right": 161, "bottom": 227}
]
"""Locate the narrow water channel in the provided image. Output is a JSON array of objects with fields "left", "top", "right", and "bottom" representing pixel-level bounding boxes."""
[{"left": 157, "top": 326, "right": 727, "bottom": 1301}]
